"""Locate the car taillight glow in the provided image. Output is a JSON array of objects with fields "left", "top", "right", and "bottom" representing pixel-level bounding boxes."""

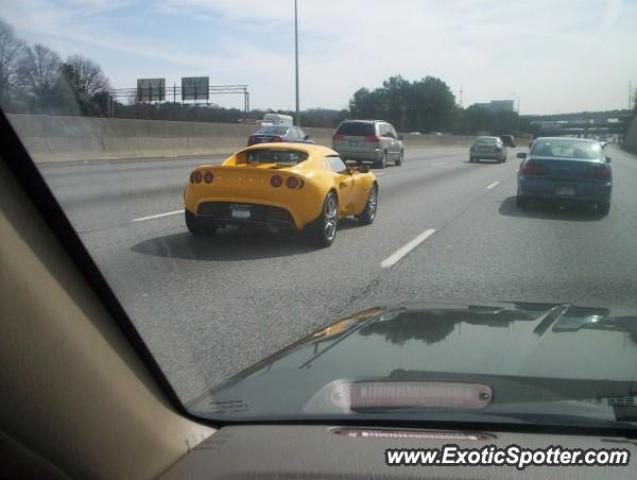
[
  {"left": 204, "top": 172, "right": 214, "bottom": 183},
  {"left": 270, "top": 175, "right": 283, "bottom": 187},
  {"left": 192, "top": 171, "right": 203, "bottom": 183},
  {"left": 364, "top": 135, "right": 380, "bottom": 143},
  {"left": 520, "top": 163, "right": 547, "bottom": 176},
  {"left": 333, "top": 133, "right": 344, "bottom": 141},
  {"left": 286, "top": 176, "right": 299, "bottom": 189},
  {"left": 588, "top": 167, "right": 611, "bottom": 179}
]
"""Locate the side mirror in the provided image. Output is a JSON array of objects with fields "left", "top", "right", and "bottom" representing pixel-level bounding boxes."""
[
  {"left": 606, "top": 157, "right": 611, "bottom": 163},
  {"left": 397, "top": 135, "right": 403, "bottom": 140},
  {"left": 304, "top": 135, "right": 310, "bottom": 140},
  {"left": 517, "top": 152, "right": 527, "bottom": 159},
  {"left": 358, "top": 165, "right": 370, "bottom": 173}
]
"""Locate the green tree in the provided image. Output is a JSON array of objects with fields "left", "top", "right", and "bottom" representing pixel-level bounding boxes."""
[{"left": 349, "top": 75, "right": 457, "bottom": 132}]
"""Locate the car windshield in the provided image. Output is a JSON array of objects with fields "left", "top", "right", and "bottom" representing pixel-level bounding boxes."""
[
  {"left": 256, "top": 126, "right": 289, "bottom": 135},
  {"left": 336, "top": 122, "right": 375, "bottom": 136},
  {"left": 245, "top": 149, "right": 307, "bottom": 165},
  {"left": 1, "top": 1, "right": 636, "bottom": 433},
  {"left": 531, "top": 140, "right": 603, "bottom": 159}
]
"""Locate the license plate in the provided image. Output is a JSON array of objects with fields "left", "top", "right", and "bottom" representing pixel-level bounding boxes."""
[
  {"left": 556, "top": 186, "right": 575, "bottom": 196},
  {"left": 230, "top": 207, "right": 251, "bottom": 219}
]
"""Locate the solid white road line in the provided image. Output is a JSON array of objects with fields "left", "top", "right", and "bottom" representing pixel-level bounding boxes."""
[
  {"left": 380, "top": 228, "right": 437, "bottom": 269},
  {"left": 486, "top": 181, "right": 500, "bottom": 190},
  {"left": 131, "top": 209, "right": 184, "bottom": 223},
  {"left": 374, "top": 172, "right": 386, "bottom": 176},
  {"left": 430, "top": 162, "right": 447, "bottom": 167}
]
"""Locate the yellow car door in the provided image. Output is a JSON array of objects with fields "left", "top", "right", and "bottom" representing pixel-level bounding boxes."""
[{"left": 325, "top": 155, "right": 355, "bottom": 215}]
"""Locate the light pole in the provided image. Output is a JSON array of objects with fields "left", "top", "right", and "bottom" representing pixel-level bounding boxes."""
[{"left": 294, "top": 0, "right": 300, "bottom": 126}]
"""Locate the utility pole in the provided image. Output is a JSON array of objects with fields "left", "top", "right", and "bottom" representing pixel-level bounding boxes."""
[
  {"left": 630, "top": 81, "right": 633, "bottom": 109},
  {"left": 294, "top": 0, "right": 300, "bottom": 126},
  {"left": 459, "top": 86, "right": 463, "bottom": 107}
]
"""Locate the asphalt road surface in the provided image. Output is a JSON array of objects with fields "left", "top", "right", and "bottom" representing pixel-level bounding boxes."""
[{"left": 39, "top": 145, "right": 637, "bottom": 404}]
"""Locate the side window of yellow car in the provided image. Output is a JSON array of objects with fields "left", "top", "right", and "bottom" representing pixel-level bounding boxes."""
[{"left": 325, "top": 155, "right": 349, "bottom": 175}]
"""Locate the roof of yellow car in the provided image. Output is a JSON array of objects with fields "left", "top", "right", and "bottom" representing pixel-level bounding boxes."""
[{"left": 241, "top": 142, "right": 338, "bottom": 157}]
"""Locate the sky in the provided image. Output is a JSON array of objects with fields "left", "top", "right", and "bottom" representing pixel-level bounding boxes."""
[{"left": 1, "top": 0, "right": 636, "bottom": 114}]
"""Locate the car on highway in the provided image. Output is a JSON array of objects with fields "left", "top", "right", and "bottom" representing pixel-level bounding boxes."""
[
  {"left": 500, "top": 134, "right": 516, "bottom": 147},
  {"left": 469, "top": 136, "right": 507, "bottom": 163},
  {"left": 184, "top": 143, "right": 379, "bottom": 247},
  {"left": 262, "top": 113, "right": 294, "bottom": 126},
  {"left": 332, "top": 120, "right": 404, "bottom": 168},
  {"left": 247, "top": 125, "right": 314, "bottom": 146},
  {"left": 516, "top": 137, "right": 612, "bottom": 214}
]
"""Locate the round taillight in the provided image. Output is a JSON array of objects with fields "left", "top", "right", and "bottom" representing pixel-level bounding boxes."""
[
  {"left": 204, "top": 172, "right": 213, "bottom": 183},
  {"left": 192, "top": 171, "right": 203, "bottom": 183},
  {"left": 270, "top": 175, "right": 283, "bottom": 187},
  {"left": 286, "top": 176, "right": 299, "bottom": 189}
]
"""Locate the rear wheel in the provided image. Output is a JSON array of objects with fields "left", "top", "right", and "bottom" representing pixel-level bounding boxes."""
[
  {"left": 307, "top": 192, "right": 338, "bottom": 247},
  {"left": 395, "top": 150, "right": 403, "bottom": 166},
  {"left": 357, "top": 184, "right": 378, "bottom": 225},
  {"left": 376, "top": 151, "right": 387, "bottom": 169},
  {"left": 185, "top": 210, "right": 217, "bottom": 236}
]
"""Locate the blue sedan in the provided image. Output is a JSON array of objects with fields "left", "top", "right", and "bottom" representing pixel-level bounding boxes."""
[{"left": 516, "top": 137, "right": 612, "bottom": 215}]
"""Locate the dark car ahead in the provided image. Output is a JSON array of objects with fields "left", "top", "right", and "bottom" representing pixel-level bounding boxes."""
[
  {"left": 247, "top": 125, "right": 314, "bottom": 146},
  {"left": 516, "top": 137, "right": 612, "bottom": 214},
  {"left": 500, "top": 134, "right": 516, "bottom": 147}
]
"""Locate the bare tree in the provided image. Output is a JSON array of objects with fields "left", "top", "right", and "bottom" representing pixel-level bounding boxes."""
[
  {"left": 17, "top": 43, "right": 61, "bottom": 105},
  {"left": 0, "top": 18, "right": 26, "bottom": 107},
  {"left": 63, "top": 54, "right": 110, "bottom": 97}
]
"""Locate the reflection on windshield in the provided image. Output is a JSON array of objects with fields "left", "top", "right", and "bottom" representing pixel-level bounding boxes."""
[{"left": 358, "top": 306, "right": 534, "bottom": 345}]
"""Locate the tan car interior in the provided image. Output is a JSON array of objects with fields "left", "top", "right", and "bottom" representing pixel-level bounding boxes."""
[{"left": 2, "top": 115, "right": 636, "bottom": 479}]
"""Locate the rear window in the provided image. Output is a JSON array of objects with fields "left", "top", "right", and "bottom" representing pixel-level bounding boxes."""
[
  {"left": 245, "top": 149, "right": 308, "bottom": 165},
  {"left": 256, "top": 126, "right": 289, "bottom": 135},
  {"left": 531, "top": 140, "right": 602, "bottom": 160},
  {"left": 336, "top": 122, "right": 375, "bottom": 136},
  {"left": 475, "top": 137, "right": 498, "bottom": 144}
]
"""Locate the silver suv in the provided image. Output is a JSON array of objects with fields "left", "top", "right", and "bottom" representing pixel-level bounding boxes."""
[{"left": 332, "top": 120, "right": 404, "bottom": 168}]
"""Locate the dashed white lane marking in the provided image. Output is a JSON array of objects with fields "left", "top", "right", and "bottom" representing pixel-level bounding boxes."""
[
  {"left": 131, "top": 209, "right": 184, "bottom": 223},
  {"left": 486, "top": 181, "right": 500, "bottom": 190},
  {"left": 380, "top": 229, "right": 437, "bottom": 269},
  {"left": 430, "top": 162, "right": 447, "bottom": 167}
]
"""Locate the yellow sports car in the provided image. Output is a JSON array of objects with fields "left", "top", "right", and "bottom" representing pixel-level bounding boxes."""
[{"left": 184, "top": 143, "right": 378, "bottom": 247}]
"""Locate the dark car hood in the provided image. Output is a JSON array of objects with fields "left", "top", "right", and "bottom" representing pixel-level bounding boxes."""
[{"left": 188, "top": 301, "right": 637, "bottom": 421}]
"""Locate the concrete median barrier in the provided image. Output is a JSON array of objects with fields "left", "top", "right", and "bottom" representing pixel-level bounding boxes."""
[
  {"left": 623, "top": 115, "right": 637, "bottom": 154},
  {"left": 6, "top": 114, "right": 525, "bottom": 164}
]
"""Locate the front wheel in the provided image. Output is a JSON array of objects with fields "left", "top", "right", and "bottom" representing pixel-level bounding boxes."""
[
  {"left": 307, "top": 192, "right": 338, "bottom": 247},
  {"left": 185, "top": 210, "right": 217, "bottom": 236},
  {"left": 357, "top": 184, "right": 378, "bottom": 225},
  {"left": 395, "top": 150, "right": 403, "bottom": 166}
]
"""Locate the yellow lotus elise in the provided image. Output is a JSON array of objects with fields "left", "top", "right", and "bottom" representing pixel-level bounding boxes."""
[{"left": 184, "top": 143, "right": 378, "bottom": 247}]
